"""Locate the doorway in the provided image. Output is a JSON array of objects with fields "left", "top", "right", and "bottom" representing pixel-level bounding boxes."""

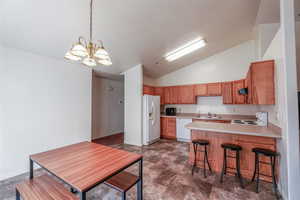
[{"left": 91, "top": 71, "right": 125, "bottom": 146}]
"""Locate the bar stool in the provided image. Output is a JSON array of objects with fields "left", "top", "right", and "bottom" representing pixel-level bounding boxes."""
[
  {"left": 220, "top": 143, "right": 244, "bottom": 188},
  {"left": 192, "top": 139, "right": 212, "bottom": 177},
  {"left": 251, "top": 148, "right": 279, "bottom": 195}
]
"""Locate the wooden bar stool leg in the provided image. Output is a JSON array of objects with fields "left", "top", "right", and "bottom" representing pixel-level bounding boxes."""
[
  {"left": 16, "top": 189, "right": 20, "bottom": 200},
  {"left": 192, "top": 143, "right": 198, "bottom": 175},
  {"left": 251, "top": 153, "right": 258, "bottom": 182},
  {"left": 220, "top": 149, "right": 227, "bottom": 183},
  {"left": 236, "top": 151, "right": 244, "bottom": 188},
  {"left": 205, "top": 145, "right": 212, "bottom": 173}
]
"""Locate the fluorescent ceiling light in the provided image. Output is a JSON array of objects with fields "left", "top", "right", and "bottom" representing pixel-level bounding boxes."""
[{"left": 165, "top": 38, "right": 207, "bottom": 62}]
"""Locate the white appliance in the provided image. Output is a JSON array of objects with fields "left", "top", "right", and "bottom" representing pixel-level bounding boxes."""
[
  {"left": 143, "top": 95, "right": 160, "bottom": 145},
  {"left": 176, "top": 118, "right": 192, "bottom": 142},
  {"left": 256, "top": 112, "right": 268, "bottom": 126}
]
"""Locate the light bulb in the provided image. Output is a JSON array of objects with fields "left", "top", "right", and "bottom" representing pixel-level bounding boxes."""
[
  {"left": 70, "top": 43, "right": 88, "bottom": 57},
  {"left": 82, "top": 57, "right": 97, "bottom": 67},
  {"left": 64, "top": 51, "right": 82, "bottom": 61},
  {"left": 94, "top": 47, "right": 109, "bottom": 60},
  {"left": 97, "top": 57, "right": 112, "bottom": 66}
]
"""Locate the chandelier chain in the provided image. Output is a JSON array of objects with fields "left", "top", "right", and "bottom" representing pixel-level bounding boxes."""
[{"left": 90, "top": 0, "right": 93, "bottom": 42}]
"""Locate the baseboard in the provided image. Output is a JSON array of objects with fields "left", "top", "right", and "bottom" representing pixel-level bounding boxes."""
[{"left": 92, "top": 132, "right": 123, "bottom": 140}]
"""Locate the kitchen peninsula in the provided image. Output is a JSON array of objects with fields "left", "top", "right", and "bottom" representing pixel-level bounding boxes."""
[{"left": 186, "top": 121, "right": 281, "bottom": 181}]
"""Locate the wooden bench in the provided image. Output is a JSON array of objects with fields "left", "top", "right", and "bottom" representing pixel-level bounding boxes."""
[
  {"left": 105, "top": 171, "right": 139, "bottom": 200},
  {"left": 16, "top": 175, "right": 78, "bottom": 200}
]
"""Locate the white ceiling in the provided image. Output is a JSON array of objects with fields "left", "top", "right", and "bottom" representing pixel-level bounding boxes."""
[{"left": 0, "top": 0, "right": 261, "bottom": 78}]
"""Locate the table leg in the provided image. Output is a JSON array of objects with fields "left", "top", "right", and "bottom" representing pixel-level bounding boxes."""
[
  {"left": 137, "top": 158, "right": 143, "bottom": 200},
  {"left": 80, "top": 192, "right": 86, "bottom": 200},
  {"left": 29, "top": 159, "right": 33, "bottom": 179}
]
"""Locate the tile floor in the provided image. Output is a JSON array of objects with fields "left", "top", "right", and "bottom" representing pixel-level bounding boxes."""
[{"left": 0, "top": 140, "right": 280, "bottom": 200}]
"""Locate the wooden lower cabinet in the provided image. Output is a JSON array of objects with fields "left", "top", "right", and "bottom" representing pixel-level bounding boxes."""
[
  {"left": 189, "top": 130, "right": 277, "bottom": 182},
  {"left": 161, "top": 117, "right": 176, "bottom": 139}
]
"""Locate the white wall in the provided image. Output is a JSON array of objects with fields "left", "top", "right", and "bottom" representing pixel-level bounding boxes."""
[
  {"left": 92, "top": 75, "right": 124, "bottom": 140},
  {"left": 295, "top": 22, "right": 300, "bottom": 89},
  {"left": 156, "top": 41, "right": 255, "bottom": 86},
  {"left": 143, "top": 75, "right": 156, "bottom": 86},
  {"left": 0, "top": 46, "right": 92, "bottom": 180},
  {"left": 253, "top": 23, "right": 280, "bottom": 60},
  {"left": 124, "top": 65, "right": 143, "bottom": 146}
]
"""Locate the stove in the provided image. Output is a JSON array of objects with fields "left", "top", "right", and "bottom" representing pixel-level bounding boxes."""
[{"left": 231, "top": 119, "right": 258, "bottom": 126}]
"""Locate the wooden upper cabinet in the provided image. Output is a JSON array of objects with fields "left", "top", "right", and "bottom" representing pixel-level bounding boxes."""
[
  {"left": 245, "top": 69, "right": 252, "bottom": 104},
  {"left": 207, "top": 83, "right": 222, "bottom": 96},
  {"left": 143, "top": 85, "right": 154, "bottom": 95},
  {"left": 250, "top": 60, "right": 275, "bottom": 105},
  {"left": 178, "top": 85, "right": 196, "bottom": 104},
  {"left": 164, "top": 87, "right": 171, "bottom": 104},
  {"left": 154, "top": 87, "right": 165, "bottom": 105},
  {"left": 170, "top": 86, "right": 179, "bottom": 104},
  {"left": 232, "top": 79, "right": 246, "bottom": 104},
  {"left": 222, "top": 82, "right": 233, "bottom": 104},
  {"left": 164, "top": 86, "right": 179, "bottom": 104},
  {"left": 194, "top": 84, "right": 207, "bottom": 96}
]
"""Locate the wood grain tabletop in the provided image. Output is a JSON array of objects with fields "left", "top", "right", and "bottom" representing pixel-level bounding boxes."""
[{"left": 30, "top": 142, "right": 142, "bottom": 192}]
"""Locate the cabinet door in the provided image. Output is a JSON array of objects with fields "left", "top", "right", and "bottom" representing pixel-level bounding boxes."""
[
  {"left": 170, "top": 86, "right": 179, "bottom": 104},
  {"left": 245, "top": 70, "right": 252, "bottom": 104},
  {"left": 166, "top": 118, "right": 176, "bottom": 139},
  {"left": 207, "top": 83, "right": 222, "bottom": 96},
  {"left": 143, "top": 85, "right": 154, "bottom": 95},
  {"left": 232, "top": 80, "right": 246, "bottom": 104},
  {"left": 164, "top": 87, "right": 171, "bottom": 104},
  {"left": 251, "top": 60, "right": 275, "bottom": 105},
  {"left": 154, "top": 87, "right": 165, "bottom": 105},
  {"left": 222, "top": 82, "right": 233, "bottom": 104},
  {"left": 178, "top": 85, "right": 196, "bottom": 104},
  {"left": 160, "top": 117, "right": 167, "bottom": 138},
  {"left": 194, "top": 84, "right": 207, "bottom": 96}
]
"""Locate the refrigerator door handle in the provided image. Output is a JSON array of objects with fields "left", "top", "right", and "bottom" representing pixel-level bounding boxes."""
[{"left": 151, "top": 101, "right": 156, "bottom": 125}]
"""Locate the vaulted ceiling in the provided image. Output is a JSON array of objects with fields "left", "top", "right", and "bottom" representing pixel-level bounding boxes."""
[{"left": 0, "top": 0, "right": 263, "bottom": 78}]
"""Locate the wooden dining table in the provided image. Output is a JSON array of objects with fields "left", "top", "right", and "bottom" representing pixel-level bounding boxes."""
[{"left": 29, "top": 141, "right": 143, "bottom": 200}]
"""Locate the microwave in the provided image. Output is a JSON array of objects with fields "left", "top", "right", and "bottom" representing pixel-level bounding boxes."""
[{"left": 166, "top": 108, "right": 176, "bottom": 116}]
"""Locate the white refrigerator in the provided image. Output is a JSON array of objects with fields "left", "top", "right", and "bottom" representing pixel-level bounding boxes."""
[{"left": 143, "top": 95, "right": 160, "bottom": 145}]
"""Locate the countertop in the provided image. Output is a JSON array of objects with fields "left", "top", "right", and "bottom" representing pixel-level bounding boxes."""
[
  {"left": 185, "top": 121, "right": 281, "bottom": 138},
  {"left": 161, "top": 113, "right": 256, "bottom": 121}
]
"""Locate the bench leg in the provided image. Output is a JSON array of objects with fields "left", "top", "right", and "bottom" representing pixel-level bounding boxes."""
[
  {"left": 122, "top": 191, "right": 126, "bottom": 200},
  {"left": 137, "top": 159, "right": 143, "bottom": 200},
  {"left": 16, "top": 189, "right": 20, "bottom": 200},
  {"left": 29, "top": 159, "right": 33, "bottom": 179},
  {"left": 80, "top": 192, "right": 86, "bottom": 200}
]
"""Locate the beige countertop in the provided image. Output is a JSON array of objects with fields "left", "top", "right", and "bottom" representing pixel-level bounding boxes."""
[
  {"left": 185, "top": 121, "right": 281, "bottom": 138},
  {"left": 161, "top": 113, "right": 256, "bottom": 121}
]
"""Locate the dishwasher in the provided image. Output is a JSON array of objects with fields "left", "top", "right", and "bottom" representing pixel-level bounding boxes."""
[{"left": 176, "top": 118, "right": 192, "bottom": 142}]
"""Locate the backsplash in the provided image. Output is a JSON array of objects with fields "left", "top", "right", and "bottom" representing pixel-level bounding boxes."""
[{"left": 164, "top": 96, "right": 267, "bottom": 115}]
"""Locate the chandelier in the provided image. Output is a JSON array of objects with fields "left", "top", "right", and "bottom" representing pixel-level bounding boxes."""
[{"left": 65, "top": 0, "right": 112, "bottom": 67}]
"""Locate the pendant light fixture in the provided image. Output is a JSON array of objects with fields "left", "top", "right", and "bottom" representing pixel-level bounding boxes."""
[{"left": 65, "top": 0, "right": 112, "bottom": 67}]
